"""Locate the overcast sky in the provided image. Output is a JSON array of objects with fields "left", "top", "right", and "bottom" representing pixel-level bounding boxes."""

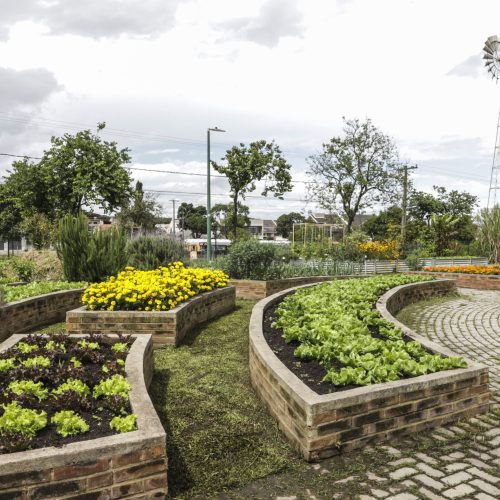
[{"left": 0, "top": 0, "right": 499, "bottom": 219}]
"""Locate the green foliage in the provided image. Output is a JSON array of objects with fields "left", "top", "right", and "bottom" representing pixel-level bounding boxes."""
[
  {"left": 177, "top": 203, "right": 207, "bottom": 238},
  {"left": 276, "top": 212, "right": 306, "bottom": 239},
  {"left": 0, "top": 281, "right": 85, "bottom": 303},
  {"left": 16, "top": 342, "right": 38, "bottom": 354},
  {"left": 78, "top": 340, "right": 100, "bottom": 350},
  {"left": 0, "top": 402, "right": 47, "bottom": 437},
  {"left": 19, "top": 213, "right": 57, "bottom": 250},
  {"left": 117, "top": 181, "right": 161, "bottom": 233},
  {"left": 53, "top": 379, "right": 90, "bottom": 397},
  {"left": 45, "top": 340, "right": 66, "bottom": 352},
  {"left": 111, "top": 342, "right": 129, "bottom": 353},
  {"left": 8, "top": 380, "right": 49, "bottom": 401},
  {"left": 109, "top": 414, "right": 137, "bottom": 433},
  {"left": 93, "top": 374, "right": 131, "bottom": 399},
  {"left": 21, "top": 356, "right": 51, "bottom": 368},
  {"left": 211, "top": 202, "right": 251, "bottom": 239},
  {"left": 225, "top": 240, "right": 277, "bottom": 279},
  {"left": 56, "top": 212, "right": 127, "bottom": 282},
  {"left": 126, "top": 235, "right": 186, "bottom": 270},
  {"left": 51, "top": 410, "right": 89, "bottom": 437},
  {"left": 362, "top": 205, "right": 402, "bottom": 240},
  {"left": 477, "top": 207, "right": 500, "bottom": 263},
  {"left": 11, "top": 258, "right": 35, "bottom": 282},
  {"left": 307, "top": 118, "right": 402, "bottom": 233},
  {"left": 274, "top": 275, "right": 467, "bottom": 386},
  {"left": 0, "top": 358, "right": 15, "bottom": 372},
  {"left": 212, "top": 140, "right": 292, "bottom": 238}
]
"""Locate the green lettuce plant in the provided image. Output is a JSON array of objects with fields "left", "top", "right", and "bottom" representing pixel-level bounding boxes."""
[
  {"left": 8, "top": 380, "right": 49, "bottom": 401},
  {"left": 93, "top": 374, "right": 131, "bottom": 399},
  {"left": 21, "top": 356, "right": 51, "bottom": 368},
  {"left": 0, "top": 402, "right": 47, "bottom": 437},
  {"left": 0, "top": 358, "right": 16, "bottom": 372},
  {"left": 110, "top": 414, "right": 137, "bottom": 433},
  {"left": 51, "top": 410, "right": 89, "bottom": 437},
  {"left": 52, "top": 379, "right": 90, "bottom": 397}
]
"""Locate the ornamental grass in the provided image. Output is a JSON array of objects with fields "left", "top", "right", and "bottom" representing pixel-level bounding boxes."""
[
  {"left": 82, "top": 262, "right": 229, "bottom": 312},
  {"left": 424, "top": 264, "right": 500, "bottom": 275}
]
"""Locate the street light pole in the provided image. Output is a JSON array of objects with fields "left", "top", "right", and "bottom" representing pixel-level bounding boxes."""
[{"left": 207, "top": 126, "right": 225, "bottom": 261}]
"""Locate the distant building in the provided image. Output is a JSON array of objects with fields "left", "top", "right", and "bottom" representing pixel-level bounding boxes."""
[
  {"left": 0, "top": 237, "right": 30, "bottom": 255},
  {"left": 248, "top": 218, "right": 277, "bottom": 240}
]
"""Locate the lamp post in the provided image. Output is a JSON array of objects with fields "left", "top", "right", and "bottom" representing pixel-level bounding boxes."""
[{"left": 207, "top": 126, "right": 225, "bottom": 261}]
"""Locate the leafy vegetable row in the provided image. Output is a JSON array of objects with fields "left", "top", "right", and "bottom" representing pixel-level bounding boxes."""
[{"left": 273, "top": 275, "right": 467, "bottom": 387}]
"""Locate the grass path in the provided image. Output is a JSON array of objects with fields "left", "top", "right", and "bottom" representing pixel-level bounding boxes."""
[{"left": 150, "top": 299, "right": 299, "bottom": 498}]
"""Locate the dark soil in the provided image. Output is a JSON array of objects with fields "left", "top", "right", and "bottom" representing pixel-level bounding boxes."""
[
  {"left": 263, "top": 300, "right": 430, "bottom": 396},
  {"left": 0, "top": 333, "right": 135, "bottom": 454}
]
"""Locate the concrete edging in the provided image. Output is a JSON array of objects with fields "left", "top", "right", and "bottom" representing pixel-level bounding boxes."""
[
  {"left": 0, "top": 289, "right": 84, "bottom": 343},
  {"left": 0, "top": 333, "right": 168, "bottom": 498},
  {"left": 67, "top": 285, "right": 236, "bottom": 348},
  {"left": 249, "top": 279, "right": 490, "bottom": 461}
]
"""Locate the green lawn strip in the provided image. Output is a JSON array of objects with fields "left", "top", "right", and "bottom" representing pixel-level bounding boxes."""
[{"left": 150, "top": 299, "right": 300, "bottom": 498}]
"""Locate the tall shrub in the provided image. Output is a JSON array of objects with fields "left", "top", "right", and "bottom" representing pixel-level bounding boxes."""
[
  {"left": 56, "top": 213, "right": 127, "bottom": 282},
  {"left": 225, "top": 240, "right": 276, "bottom": 279},
  {"left": 126, "top": 236, "right": 187, "bottom": 270},
  {"left": 478, "top": 207, "right": 500, "bottom": 263}
]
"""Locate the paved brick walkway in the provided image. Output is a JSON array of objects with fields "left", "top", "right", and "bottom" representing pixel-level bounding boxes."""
[{"left": 229, "top": 289, "right": 500, "bottom": 499}]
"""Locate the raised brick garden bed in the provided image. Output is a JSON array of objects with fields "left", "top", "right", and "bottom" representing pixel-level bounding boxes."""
[
  {"left": 249, "top": 279, "right": 489, "bottom": 461},
  {"left": 0, "top": 333, "right": 167, "bottom": 499},
  {"left": 67, "top": 286, "right": 236, "bottom": 347},
  {"left": 0, "top": 289, "right": 83, "bottom": 343},
  {"left": 406, "top": 271, "right": 500, "bottom": 291}
]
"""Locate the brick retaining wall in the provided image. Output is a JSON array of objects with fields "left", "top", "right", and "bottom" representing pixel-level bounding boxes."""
[
  {"left": 0, "top": 334, "right": 168, "bottom": 499},
  {"left": 67, "top": 286, "right": 236, "bottom": 347},
  {"left": 232, "top": 276, "right": 363, "bottom": 299},
  {"left": 249, "top": 279, "right": 489, "bottom": 461},
  {"left": 406, "top": 271, "right": 500, "bottom": 291},
  {"left": 0, "top": 289, "right": 83, "bottom": 343}
]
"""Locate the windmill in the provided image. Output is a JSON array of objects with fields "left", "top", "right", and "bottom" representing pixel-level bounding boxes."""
[{"left": 483, "top": 35, "right": 500, "bottom": 207}]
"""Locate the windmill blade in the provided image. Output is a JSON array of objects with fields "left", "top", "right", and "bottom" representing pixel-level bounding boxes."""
[
  {"left": 484, "top": 42, "right": 495, "bottom": 54},
  {"left": 484, "top": 53, "right": 495, "bottom": 60},
  {"left": 487, "top": 35, "right": 498, "bottom": 43}
]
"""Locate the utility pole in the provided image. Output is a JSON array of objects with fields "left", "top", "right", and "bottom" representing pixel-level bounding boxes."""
[
  {"left": 170, "top": 199, "right": 178, "bottom": 238},
  {"left": 206, "top": 126, "right": 225, "bottom": 261},
  {"left": 401, "top": 164, "right": 417, "bottom": 240}
]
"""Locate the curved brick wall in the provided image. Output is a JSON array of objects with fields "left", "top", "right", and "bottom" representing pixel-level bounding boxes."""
[
  {"left": 0, "top": 334, "right": 167, "bottom": 499},
  {"left": 0, "top": 289, "right": 83, "bottom": 343},
  {"left": 249, "top": 280, "right": 489, "bottom": 461},
  {"left": 67, "top": 286, "right": 236, "bottom": 347},
  {"left": 406, "top": 271, "right": 500, "bottom": 291}
]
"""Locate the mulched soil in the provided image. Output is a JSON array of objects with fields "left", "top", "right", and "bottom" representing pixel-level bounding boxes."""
[
  {"left": 0, "top": 334, "right": 135, "bottom": 454},
  {"left": 263, "top": 300, "right": 430, "bottom": 396}
]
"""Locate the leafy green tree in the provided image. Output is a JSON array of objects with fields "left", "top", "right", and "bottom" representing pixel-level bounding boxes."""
[
  {"left": 210, "top": 202, "right": 250, "bottom": 239},
  {"left": 212, "top": 140, "right": 292, "bottom": 239},
  {"left": 177, "top": 203, "right": 207, "bottom": 238},
  {"left": 276, "top": 212, "right": 305, "bottom": 238},
  {"left": 41, "top": 122, "right": 132, "bottom": 215},
  {"left": 307, "top": 117, "right": 402, "bottom": 233},
  {"left": 117, "top": 181, "right": 161, "bottom": 234},
  {"left": 362, "top": 205, "right": 403, "bottom": 240},
  {"left": 429, "top": 214, "right": 460, "bottom": 256}
]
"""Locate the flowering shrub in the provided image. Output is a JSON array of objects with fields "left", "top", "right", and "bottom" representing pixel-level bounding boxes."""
[
  {"left": 358, "top": 240, "right": 400, "bottom": 260},
  {"left": 424, "top": 265, "right": 500, "bottom": 275},
  {"left": 82, "top": 262, "right": 229, "bottom": 311}
]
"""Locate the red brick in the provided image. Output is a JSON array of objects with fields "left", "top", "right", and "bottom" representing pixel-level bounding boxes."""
[{"left": 53, "top": 459, "right": 110, "bottom": 481}]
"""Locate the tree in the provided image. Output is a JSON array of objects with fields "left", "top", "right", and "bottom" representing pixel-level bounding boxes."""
[
  {"left": 276, "top": 212, "right": 306, "bottom": 238},
  {"left": 477, "top": 207, "right": 500, "bottom": 263},
  {"left": 362, "top": 205, "right": 403, "bottom": 240},
  {"left": 212, "top": 140, "right": 292, "bottom": 239},
  {"left": 430, "top": 214, "right": 460, "bottom": 256},
  {"left": 117, "top": 181, "right": 161, "bottom": 234},
  {"left": 307, "top": 117, "right": 402, "bottom": 233},
  {"left": 211, "top": 202, "right": 250, "bottom": 238},
  {"left": 177, "top": 203, "right": 207, "bottom": 238},
  {"left": 41, "top": 122, "right": 132, "bottom": 215}
]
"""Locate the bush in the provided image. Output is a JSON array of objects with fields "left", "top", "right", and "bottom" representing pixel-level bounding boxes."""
[
  {"left": 126, "top": 236, "right": 187, "bottom": 270},
  {"left": 56, "top": 213, "right": 127, "bottom": 282},
  {"left": 225, "top": 240, "right": 277, "bottom": 280}
]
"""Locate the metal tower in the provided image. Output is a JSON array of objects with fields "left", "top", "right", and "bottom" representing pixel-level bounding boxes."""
[
  {"left": 488, "top": 110, "right": 500, "bottom": 208},
  {"left": 483, "top": 36, "right": 500, "bottom": 207}
]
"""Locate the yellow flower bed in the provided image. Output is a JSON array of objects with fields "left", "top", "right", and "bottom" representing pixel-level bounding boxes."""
[
  {"left": 82, "top": 262, "right": 229, "bottom": 311},
  {"left": 424, "top": 265, "right": 500, "bottom": 275},
  {"left": 359, "top": 240, "right": 400, "bottom": 260}
]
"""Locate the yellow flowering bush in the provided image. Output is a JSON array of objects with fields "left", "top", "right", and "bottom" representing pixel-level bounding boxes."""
[
  {"left": 358, "top": 240, "right": 400, "bottom": 260},
  {"left": 82, "top": 262, "right": 229, "bottom": 312}
]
